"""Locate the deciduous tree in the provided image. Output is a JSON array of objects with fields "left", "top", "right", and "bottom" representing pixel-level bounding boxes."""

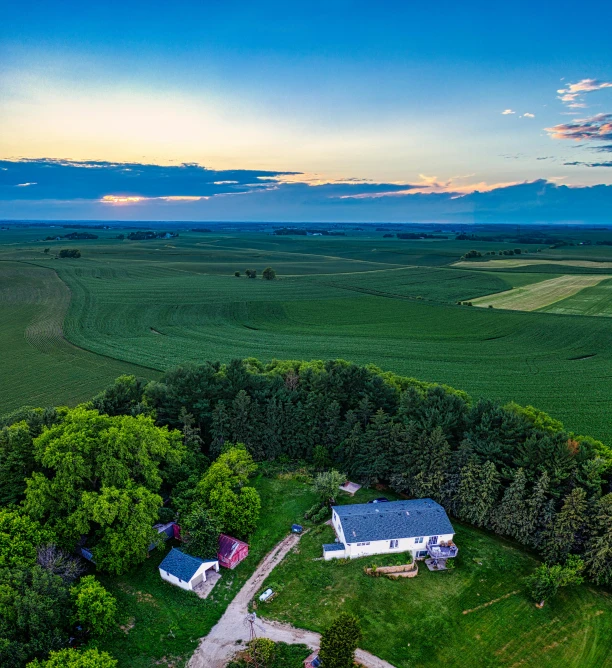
[{"left": 70, "top": 576, "right": 117, "bottom": 636}]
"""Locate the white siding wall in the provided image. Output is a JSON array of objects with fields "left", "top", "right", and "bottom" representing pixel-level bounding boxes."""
[
  {"left": 160, "top": 570, "right": 193, "bottom": 590},
  {"left": 159, "top": 560, "right": 219, "bottom": 591},
  {"left": 344, "top": 533, "right": 454, "bottom": 559}
]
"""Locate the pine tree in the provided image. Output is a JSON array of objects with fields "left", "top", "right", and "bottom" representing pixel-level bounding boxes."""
[
  {"left": 491, "top": 468, "right": 529, "bottom": 540},
  {"left": 458, "top": 460, "right": 500, "bottom": 527},
  {"left": 410, "top": 427, "right": 450, "bottom": 501},
  {"left": 543, "top": 487, "right": 588, "bottom": 564},
  {"left": 318, "top": 613, "right": 362, "bottom": 668},
  {"left": 210, "top": 401, "right": 230, "bottom": 457},
  {"left": 525, "top": 470, "right": 554, "bottom": 549},
  {"left": 584, "top": 493, "right": 612, "bottom": 586},
  {"left": 230, "top": 390, "right": 253, "bottom": 446}
]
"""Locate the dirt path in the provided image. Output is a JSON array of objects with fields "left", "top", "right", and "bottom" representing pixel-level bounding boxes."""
[{"left": 188, "top": 533, "right": 396, "bottom": 668}]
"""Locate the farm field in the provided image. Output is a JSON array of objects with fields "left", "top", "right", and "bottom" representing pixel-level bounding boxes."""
[
  {"left": 471, "top": 274, "right": 612, "bottom": 311},
  {"left": 259, "top": 499, "right": 612, "bottom": 668},
  {"left": 0, "top": 260, "right": 152, "bottom": 414},
  {"left": 454, "top": 258, "right": 612, "bottom": 270},
  {"left": 3, "top": 227, "right": 612, "bottom": 441}
]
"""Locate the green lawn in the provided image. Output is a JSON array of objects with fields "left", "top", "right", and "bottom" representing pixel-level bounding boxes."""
[
  {"left": 94, "top": 473, "right": 318, "bottom": 667},
  {"left": 258, "top": 496, "right": 612, "bottom": 667}
]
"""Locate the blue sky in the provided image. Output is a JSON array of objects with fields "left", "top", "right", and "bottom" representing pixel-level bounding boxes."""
[{"left": 1, "top": 1, "right": 611, "bottom": 222}]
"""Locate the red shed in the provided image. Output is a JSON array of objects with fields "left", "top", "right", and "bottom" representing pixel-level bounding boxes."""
[{"left": 218, "top": 534, "right": 249, "bottom": 569}]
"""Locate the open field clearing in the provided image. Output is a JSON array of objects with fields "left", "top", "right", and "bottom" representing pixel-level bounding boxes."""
[
  {"left": 471, "top": 275, "right": 612, "bottom": 311},
  {"left": 259, "top": 501, "right": 612, "bottom": 667},
  {"left": 0, "top": 261, "right": 155, "bottom": 415},
  {"left": 454, "top": 258, "right": 612, "bottom": 270},
  {"left": 3, "top": 231, "right": 612, "bottom": 441}
]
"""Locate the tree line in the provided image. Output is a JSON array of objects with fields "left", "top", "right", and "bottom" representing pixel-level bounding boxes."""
[
  {"left": 2, "top": 357, "right": 612, "bottom": 665},
  {"left": 86, "top": 358, "right": 612, "bottom": 586}
]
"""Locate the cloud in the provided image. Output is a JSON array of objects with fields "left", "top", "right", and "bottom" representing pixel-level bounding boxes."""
[
  {"left": 546, "top": 114, "right": 612, "bottom": 142},
  {"left": 0, "top": 159, "right": 298, "bottom": 201},
  {"left": 594, "top": 144, "right": 612, "bottom": 153},
  {"left": 557, "top": 78, "right": 612, "bottom": 108},
  {"left": 522, "top": 113, "right": 535, "bottom": 118},
  {"left": 501, "top": 109, "right": 516, "bottom": 115},
  {"left": 564, "top": 161, "right": 612, "bottom": 168}
]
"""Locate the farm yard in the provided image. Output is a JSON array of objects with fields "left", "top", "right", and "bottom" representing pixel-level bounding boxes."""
[
  {"left": 3, "top": 225, "right": 612, "bottom": 441},
  {"left": 258, "top": 512, "right": 612, "bottom": 668}
]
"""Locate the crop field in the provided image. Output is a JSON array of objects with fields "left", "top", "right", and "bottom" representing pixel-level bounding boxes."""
[
  {"left": 259, "top": 510, "right": 612, "bottom": 668},
  {"left": 3, "top": 227, "right": 612, "bottom": 441},
  {"left": 471, "top": 275, "right": 612, "bottom": 311},
  {"left": 0, "top": 261, "right": 153, "bottom": 414},
  {"left": 541, "top": 279, "right": 612, "bottom": 317},
  {"left": 454, "top": 258, "right": 612, "bottom": 270}
]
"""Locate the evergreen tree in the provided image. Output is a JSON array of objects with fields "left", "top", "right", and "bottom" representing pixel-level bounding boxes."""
[
  {"left": 230, "top": 390, "right": 253, "bottom": 446},
  {"left": 409, "top": 427, "right": 450, "bottom": 501},
  {"left": 525, "top": 471, "right": 555, "bottom": 549},
  {"left": 318, "top": 613, "right": 362, "bottom": 668},
  {"left": 491, "top": 468, "right": 529, "bottom": 540},
  {"left": 210, "top": 401, "right": 231, "bottom": 457},
  {"left": 458, "top": 460, "right": 500, "bottom": 527},
  {"left": 543, "top": 487, "right": 588, "bottom": 564},
  {"left": 584, "top": 493, "right": 612, "bottom": 585}
]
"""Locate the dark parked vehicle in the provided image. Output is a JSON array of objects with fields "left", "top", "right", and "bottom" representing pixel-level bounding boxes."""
[{"left": 368, "top": 497, "right": 389, "bottom": 503}]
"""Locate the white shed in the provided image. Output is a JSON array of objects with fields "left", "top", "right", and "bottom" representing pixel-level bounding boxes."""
[{"left": 158, "top": 547, "right": 219, "bottom": 592}]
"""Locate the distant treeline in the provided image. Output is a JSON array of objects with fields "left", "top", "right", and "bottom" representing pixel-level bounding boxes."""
[
  {"left": 397, "top": 233, "right": 448, "bottom": 240},
  {"left": 273, "top": 228, "right": 346, "bottom": 236},
  {"left": 44, "top": 232, "right": 98, "bottom": 240},
  {"left": 124, "top": 231, "right": 179, "bottom": 240},
  {"left": 191, "top": 228, "right": 212, "bottom": 233}
]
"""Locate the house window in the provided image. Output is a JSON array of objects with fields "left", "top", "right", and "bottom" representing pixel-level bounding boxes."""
[
  {"left": 357, "top": 542, "right": 370, "bottom": 547},
  {"left": 389, "top": 539, "right": 399, "bottom": 549},
  {"left": 414, "top": 536, "right": 424, "bottom": 544}
]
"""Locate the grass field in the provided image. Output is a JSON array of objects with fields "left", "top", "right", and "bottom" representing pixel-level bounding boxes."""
[
  {"left": 471, "top": 275, "right": 612, "bottom": 311},
  {"left": 95, "top": 473, "right": 318, "bottom": 667},
  {"left": 3, "top": 228, "right": 612, "bottom": 441},
  {"left": 259, "top": 490, "right": 612, "bottom": 668}
]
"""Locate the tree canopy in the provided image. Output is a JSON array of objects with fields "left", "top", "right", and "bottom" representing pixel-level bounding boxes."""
[{"left": 23, "top": 407, "right": 183, "bottom": 573}]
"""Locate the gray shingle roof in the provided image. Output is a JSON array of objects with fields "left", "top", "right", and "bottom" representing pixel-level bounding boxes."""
[
  {"left": 159, "top": 548, "right": 208, "bottom": 581},
  {"left": 334, "top": 499, "right": 454, "bottom": 544},
  {"left": 323, "top": 543, "right": 346, "bottom": 552}
]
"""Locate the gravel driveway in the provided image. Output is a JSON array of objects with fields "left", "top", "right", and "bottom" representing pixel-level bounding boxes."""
[{"left": 188, "top": 533, "right": 396, "bottom": 668}]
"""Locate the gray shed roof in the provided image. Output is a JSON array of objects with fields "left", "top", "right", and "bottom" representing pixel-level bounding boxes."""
[
  {"left": 159, "top": 548, "right": 211, "bottom": 581},
  {"left": 334, "top": 499, "right": 454, "bottom": 544}
]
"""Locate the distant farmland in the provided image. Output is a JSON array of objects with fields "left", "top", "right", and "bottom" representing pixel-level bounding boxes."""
[
  {"left": 471, "top": 274, "right": 612, "bottom": 311},
  {"left": 2, "top": 227, "right": 612, "bottom": 442}
]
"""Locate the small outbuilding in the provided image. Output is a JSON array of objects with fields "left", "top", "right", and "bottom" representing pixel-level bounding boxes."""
[
  {"left": 218, "top": 534, "right": 249, "bottom": 569},
  {"left": 159, "top": 548, "right": 219, "bottom": 592},
  {"left": 304, "top": 651, "right": 321, "bottom": 667}
]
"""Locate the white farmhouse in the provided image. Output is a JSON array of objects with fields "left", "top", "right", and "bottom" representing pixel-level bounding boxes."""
[
  {"left": 324, "top": 498, "right": 457, "bottom": 561},
  {"left": 158, "top": 547, "right": 219, "bottom": 592}
]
